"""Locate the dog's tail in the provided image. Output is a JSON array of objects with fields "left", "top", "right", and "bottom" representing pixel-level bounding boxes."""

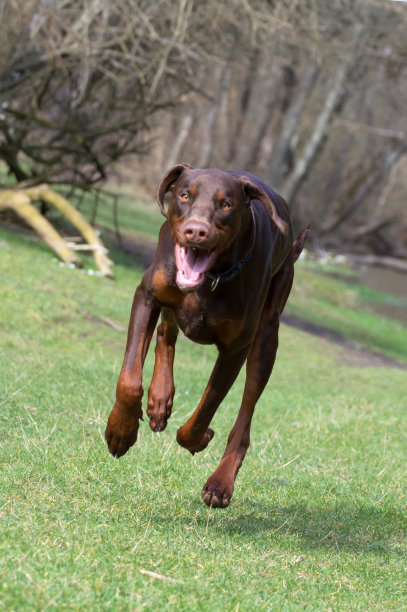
[{"left": 292, "top": 226, "right": 310, "bottom": 262}]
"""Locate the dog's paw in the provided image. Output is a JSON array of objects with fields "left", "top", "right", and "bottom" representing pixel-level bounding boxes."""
[
  {"left": 201, "top": 480, "right": 233, "bottom": 508},
  {"left": 105, "top": 403, "right": 141, "bottom": 458},
  {"left": 146, "top": 386, "right": 174, "bottom": 433},
  {"left": 176, "top": 426, "right": 214, "bottom": 454}
]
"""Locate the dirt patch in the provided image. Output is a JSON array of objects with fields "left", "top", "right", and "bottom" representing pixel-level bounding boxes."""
[
  {"left": 281, "top": 314, "right": 406, "bottom": 369},
  {"left": 336, "top": 347, "right": 405, "bottom": 368}
]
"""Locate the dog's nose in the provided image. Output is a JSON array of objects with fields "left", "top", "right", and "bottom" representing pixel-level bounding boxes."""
[{"left": 183, "top": 220, "right": 210, "bottom": 243}]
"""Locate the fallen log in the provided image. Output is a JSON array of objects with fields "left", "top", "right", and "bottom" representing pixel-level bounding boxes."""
[
  {"left": 346, "top": 254, "right": 407, "bottom": 273},
  {"left": 0, "top": 185, "right": 113, "bottom": 277},
  {"left": 0, "top": 190, "right": 81, "bottom": 267}
]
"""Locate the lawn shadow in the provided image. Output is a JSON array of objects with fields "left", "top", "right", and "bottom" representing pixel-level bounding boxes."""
[
  {"left": 153, "top": 500, "right": 406, "bottom": 557},
  {"left": 209, "top": 502, "right": 405, "bottom": 555}
]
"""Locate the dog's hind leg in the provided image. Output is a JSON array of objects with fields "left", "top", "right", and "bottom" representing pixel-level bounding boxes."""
[
  {"left": 201, "top": 257, "right": 295, "bottom": 508},
  {"left": 176, "top": 344, "right": 251, "bottom": 455},
  {"left": 147, "top": 308, "right": 179, "bottom": 432}
]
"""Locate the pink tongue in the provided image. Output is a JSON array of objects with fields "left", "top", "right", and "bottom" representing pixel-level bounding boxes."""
[{"left": 175, "top": 243, "right": 214, "bottom": 287}]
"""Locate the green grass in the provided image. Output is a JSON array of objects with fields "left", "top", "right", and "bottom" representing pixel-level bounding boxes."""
[
  {"left": 60, "top": 182, "right": 163, "bottom": 243},
  {"left": 287, "top": 261, "right": 407, "bottom": 363},
  {"left": 0, "top": 226, "right": 406, "bottom": 610}
]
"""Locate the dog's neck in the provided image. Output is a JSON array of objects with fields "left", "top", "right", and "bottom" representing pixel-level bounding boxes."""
[{"left": 207, "top": 205, "right": 256, "bottom": 291}]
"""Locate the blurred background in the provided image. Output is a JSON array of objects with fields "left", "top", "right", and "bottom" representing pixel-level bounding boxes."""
[{"left": 1, "top": 0, "right": 406, "bottom": 260}]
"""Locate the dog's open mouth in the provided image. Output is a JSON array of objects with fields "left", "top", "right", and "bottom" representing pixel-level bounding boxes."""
[{"left": 175, "top": 243, "right": 217, "bottom": 290}]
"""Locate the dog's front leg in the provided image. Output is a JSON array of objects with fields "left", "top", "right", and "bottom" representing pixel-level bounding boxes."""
[
  {"left": 176, "top": 345, "right": 250, "bottom": 455},
  {"left": 147, "top": 308, "right": 178, "bottom": 432},
  {"left": 105, "top": 284, "right": 160, "bottom": 458}
]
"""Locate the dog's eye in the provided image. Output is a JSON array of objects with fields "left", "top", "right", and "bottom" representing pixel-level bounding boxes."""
[
  {"left": 221, "top": 200, "right": 231, "bottom": 210},
  {"left": 180, "top": 193, "right": 189, "bottom": 202}
]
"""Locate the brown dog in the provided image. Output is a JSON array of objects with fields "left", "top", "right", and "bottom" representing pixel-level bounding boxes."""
[{"left": 105, "top": 164, "right": 308, "bottom": 508}]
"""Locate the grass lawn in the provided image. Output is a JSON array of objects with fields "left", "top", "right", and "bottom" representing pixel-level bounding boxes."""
[{"left": 0, "top": 224, "right": 406, "bottom": 610}]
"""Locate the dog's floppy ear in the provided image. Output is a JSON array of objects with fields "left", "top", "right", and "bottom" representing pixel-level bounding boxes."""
[
  {"left": 157, "top": 163, "right": 193, "bottom": 217},
  {"left": 241, "top": 177, "right": 288, "bottom": 235}
]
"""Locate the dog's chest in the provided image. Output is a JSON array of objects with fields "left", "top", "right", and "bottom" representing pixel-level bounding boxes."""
[{"left": 174, "top": 294, "right": 246, "bottom": 346}]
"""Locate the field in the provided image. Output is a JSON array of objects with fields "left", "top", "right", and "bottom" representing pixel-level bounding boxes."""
[{"left": 0, "top": 206, "right": 406, "bottom": 610}]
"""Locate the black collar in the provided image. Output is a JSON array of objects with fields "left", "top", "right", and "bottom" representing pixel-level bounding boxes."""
[{"left": 207, "top": 206, "right": 256, "bottom": 292}]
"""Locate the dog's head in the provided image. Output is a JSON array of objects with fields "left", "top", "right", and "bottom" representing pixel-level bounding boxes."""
[{"left": 157, "top": 164, "right": 288, "bottom": 292}]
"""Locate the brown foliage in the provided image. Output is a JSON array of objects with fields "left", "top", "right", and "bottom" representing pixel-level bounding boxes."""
[{"left": 1, "top": 1, "right": 407, "bottom": 256}]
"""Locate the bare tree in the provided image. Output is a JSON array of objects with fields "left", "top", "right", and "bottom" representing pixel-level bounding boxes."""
[
  {"left": 0, "top": 0, "right": 202, "bottom": 188},
  {"left": 2, "top": 0, "right": 407, "bottom": 258},
  {"left": 141, "top": 0, "right": 407, "bottom": 257}
]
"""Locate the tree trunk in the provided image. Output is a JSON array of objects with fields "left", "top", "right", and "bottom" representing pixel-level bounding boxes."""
[
  {"left": 164, "top": 66, "right": 205, "bottom": 170},
  {"left": 238, "top": 62, "right": 283, "bottom": 172},
  {"left": 25, "top": 185, "right": 114, "bottom": 277},
  {"left": 198, "top": 63, "right": 227, "bottom": 168},
  {"left": 268, "top": 61, "right": 320, "bottom": 187},
  {"left": 164, "top": 110, "right": 196, "bottom": 171},
  {"left": 227, "top": 49, "right": 260, "bottom": 164},
  {"left": 0, "top": 190, "right": 81, "bottom": 266},
  {"left": 322, "top": 141, "right": 407, "bottom": 234},
  {"left": 280, "top": 57, "right": 350, "bottom": 205},
  {"left": 345, "top": 254, "right": 407, "bottom": 273},
  {"left": 0, "top": 186, "right": 114, "bottom": 276}
]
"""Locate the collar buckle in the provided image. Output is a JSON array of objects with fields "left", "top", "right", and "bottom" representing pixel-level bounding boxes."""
[{"left": 210, "top": 275, "right": 220, "bottom": 292}]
